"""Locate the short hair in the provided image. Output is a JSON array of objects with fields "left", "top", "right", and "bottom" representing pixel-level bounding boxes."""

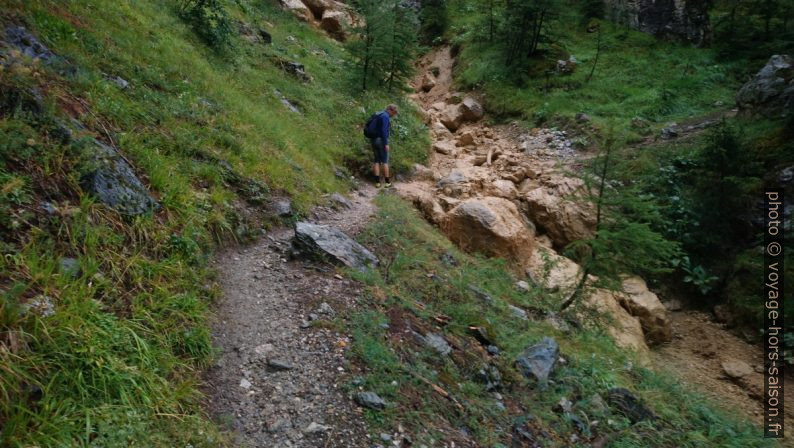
[{"left": 386, "top": 104, "right": 398, "bottom": 113}]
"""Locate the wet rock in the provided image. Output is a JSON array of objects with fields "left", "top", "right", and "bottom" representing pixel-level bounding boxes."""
[
  {"left": 606, "top": 388, "right": 656, "bottom": 423},
  {"left": 355, "top": 391, "right": 386, "bottom": 410},
  {"left": 617, "top": 276, "right": 672, "bottom": 344},
  {"left": 80, "top": 140, "right": 160, "bottom": 215},
  {"left": 441, "top": 197, "right": 535, "bottom": 263},
  {"left": 736, "top": 54, "right": 793, "bottom": 117},
  {"left": 292, "top": 221, "right": 378, "bottom": 272},
  {"left": 329, "top": 192, "right": 353, "bottom": 210},
  {"left": 515, "top": 337, "right": 559, "bottom": 387},
  {"left": 722, "top": 359, "right": 753, "bottom": 379},
  {"left": 58, "top": 257, "right": 80, "bottom": 279}
]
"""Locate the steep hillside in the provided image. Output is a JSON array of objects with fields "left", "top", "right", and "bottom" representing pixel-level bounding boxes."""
[{"left": 0, "top": 0, "right": 427, "bottom": 445}]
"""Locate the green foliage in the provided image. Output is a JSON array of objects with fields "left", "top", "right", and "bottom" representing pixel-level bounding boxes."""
[
  {"left": 671, "top": 256, "right": 719, "bottom": 295},
  {"left": 419, "top": 0, "right": 449, "bottom": 43},
  {"left": 349, "top": 0, "right": 420, "bottom": 91},
  {"left": 712, "top": 0, "right": 794, "bottom": 63},
  {"left": 179, "top": 0, "right": 234, "bottom": 49}
]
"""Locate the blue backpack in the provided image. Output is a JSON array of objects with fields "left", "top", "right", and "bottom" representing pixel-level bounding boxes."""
[{"left": 363, "top": 112, "right": 380, "bottom": 138}]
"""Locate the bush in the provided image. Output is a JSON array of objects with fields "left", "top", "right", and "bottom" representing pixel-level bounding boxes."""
[{"left": 179, "top": 0, "right": 233, "bottom": 49}]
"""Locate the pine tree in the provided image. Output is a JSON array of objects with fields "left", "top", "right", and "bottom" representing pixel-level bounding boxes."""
[
  {"left": 348, "top": 0, "right": 389, "bottom": 91},
  {"left": 385, "top": 1, "right": 420, "bottom": 91}
]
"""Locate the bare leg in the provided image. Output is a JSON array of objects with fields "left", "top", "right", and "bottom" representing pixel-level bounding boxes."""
[
  {"left": 383, "top": 164, "right": 390, "bottom": 179},
  {"left": 373, "top": 163, "right": 380, "bottom": 178}
]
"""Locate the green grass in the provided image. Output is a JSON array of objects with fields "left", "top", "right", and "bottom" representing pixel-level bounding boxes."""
[
  {"left": 0, "top": 0, "right": 428, "bottom": 445},
  {"left": 347, "top": 194, "right": 771, "bottom": 447},
  {"left": 447, "top": 0, "right": 740, "bottom": 143}
]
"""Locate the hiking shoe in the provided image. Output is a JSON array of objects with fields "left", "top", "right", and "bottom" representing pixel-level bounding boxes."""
[
  {"left": 376, "top": 182, "right": 382, "bottom": 188},
  {"left": 384, "top": 182, "right": 392, "bottom": 188}
]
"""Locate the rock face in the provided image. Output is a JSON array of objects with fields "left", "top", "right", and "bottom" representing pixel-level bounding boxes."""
[
  {"left": 279, "top": 0, "right": 357, "bottom": 40},
  {"left": 280, "top": 0, "right": 314, "bottom": 22},
  {"left": 292, "top": 221, "right": 378, "bottom": 271},
  {"left": 605, "top": 0, "right": 710, "bottom": 45},
  {"left": 80, "top": 140, "right": 160, "bottom": 215},
  {"left": 515, "top": 337, "right": 559, "bottom": 387},
  {"left": 441, "top": 197, "right": 535, "bottom": 264},
  {"left": 736, "top": 54, "right": 794, "bottom": 117},
  {"left": 617, "top": 276, "right": 672, "bottom": 344},
  {"left": 3, "top": 26, "right": 62, "bottom": 65}
]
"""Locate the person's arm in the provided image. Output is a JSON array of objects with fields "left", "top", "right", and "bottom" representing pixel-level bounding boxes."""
[{"left": 381, "top": 114, "right": 390, "bottom": 149}]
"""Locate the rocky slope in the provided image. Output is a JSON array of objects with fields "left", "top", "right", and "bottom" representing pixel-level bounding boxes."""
[{"left": 398, "top": 47, "right": 672, "bottom": 361}]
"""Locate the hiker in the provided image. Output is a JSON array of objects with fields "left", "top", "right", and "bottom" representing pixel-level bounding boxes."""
[{"left": 364, "top": 104, "right": 397, "bottom": 188}]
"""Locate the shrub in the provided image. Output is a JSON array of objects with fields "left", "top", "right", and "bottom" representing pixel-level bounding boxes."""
[{"left": 179, "top": 0, "right": 233, "bottom": 49}]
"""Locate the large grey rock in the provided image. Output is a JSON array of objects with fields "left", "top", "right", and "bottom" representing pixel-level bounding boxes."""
[
  {"left": 292, "top": 221, "right": 378, "bottom": 271},
  {"left": 355, "top": 391, "right": 386, "bottom": 410},
  {"left": 736, "top": 55, "right": 794, "bottom": 117},
  {"left": 604, "top": 0, "right": 710, "bottom": 45},
  {"left": 80, "top": 140, "right": 160, "bottom": 215},
  {"left": 459, "top": 97, "right": 484, "bottom": 122},
  {"left": 418, "top": 332, "right": 452, "bottom": 356},
  {"left": 515, "top": 337, "right": 559, "bottom": 387}
]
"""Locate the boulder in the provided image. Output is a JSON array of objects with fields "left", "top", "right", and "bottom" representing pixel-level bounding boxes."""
[
  {"left": 394, "top": 183, "right": 445, "bottom": 223},
  {"left": 582, "top": 288, "right": 650, "bottom": 361},
  {"left": 441, "top": 197, "right": 535, "bottom": 263},
  {"left": 418, "top": 332, "right": 452, "bottom": 356},
  {"left": 459, "top": 97, "right": 484, "bottom": 122},
  {"left": 80, "top": 140, "right": 160, "bottom": 215},
  {"left": 439, "top": 104, "right": 465, "bottom": 131},
  {"left": 526, "top": 246, "right": 582, "bottom": 292},
  {"left": 524, "top": 187, "right": 595, "bottom": 247},
  {"left": 483, "top": 179, "right": 518, "bottom": 199},
  {"left": 279, "top": 0, "right": 314, "bottom": 22},
  {"left": 292, "top": 221, "right": 378, "bottom": 271},
  {"left": 515, "top": 337, "right": 559, "bottom": 387},
  {"left": 432, "top": 140, "right": 456, "bottom": 155},
  {"left": 722, "top": 359, "right": 753, "bottom": 379},
  {"left": 329, "top": 192, "right": 353, "bottom": 210},
  {"left": 736, "top": 54, "right": 794, "bottom": 117},
  {"left": 320, "top": 9, "right": 348, "bottom": 37},
  {"left": 456, "top": 132, "right": 475, "bottom": 146},
  {"left": 355, "top": 391, "right": 386, "bottom": 410},
  {"left": 273, "top": 198, "right": 293, "bottom": 216},
  {"left": 410, "top": 163, "right": 437, "bottom": 182},
  {"left": 302, "top": 0, "right": 332, "bottom": 16},
  {"left": 618, "top": 276, "right": 672, "bottom": 344}
]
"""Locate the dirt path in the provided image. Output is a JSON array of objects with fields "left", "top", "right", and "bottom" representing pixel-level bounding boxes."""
[
  {"left": 203, "top": 186, "right": 377, "bottom": 448},
  {"left": 653, "top": 310, "right": 794, "bottom": 436}
]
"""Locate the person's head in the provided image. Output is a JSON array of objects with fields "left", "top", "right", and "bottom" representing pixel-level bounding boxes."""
[{"left": 385, "top": 104, "right": 398, "bottom": 117}]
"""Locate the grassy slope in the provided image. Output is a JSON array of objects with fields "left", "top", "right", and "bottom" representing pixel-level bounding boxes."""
[
  {"left": 0, "top": 0, "right": 427, "bottom": 446},
  {"left": 347, "top": 195, "right": 770, "bottom": 447},
  {"left": 448, "top": 0, "right": 739, "bottom": 143}
]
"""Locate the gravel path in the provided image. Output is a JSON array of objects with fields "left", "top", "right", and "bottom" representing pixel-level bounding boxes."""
[{"left": 203, "top": 185, "right": 378, "bottom": 448}]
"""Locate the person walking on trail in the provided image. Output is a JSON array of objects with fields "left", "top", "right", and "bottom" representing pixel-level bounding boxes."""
[{"left": 365, "top": 104, "right": 397, "bottom": 188}]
